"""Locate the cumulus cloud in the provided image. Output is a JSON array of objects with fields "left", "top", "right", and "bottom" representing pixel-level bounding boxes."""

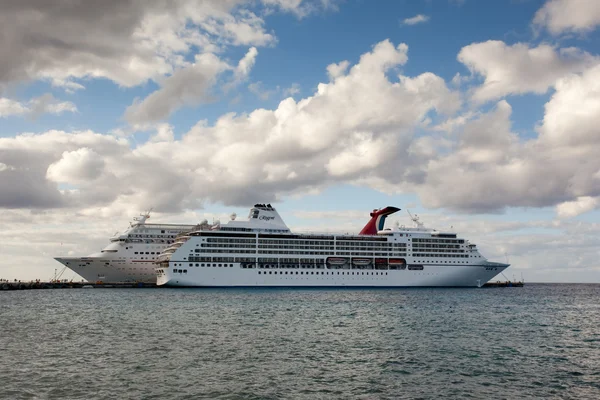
[
  {"left": 402, "top": 14, "right": 430, "bottom": 26},
  {"left": 0, "top": 98, "right": 28, "bottom": 117},
  {"left": 0, "top": 40, "right": 461, "bottom": 212},
  {"left": 556, "top": 196, "right": 599, "bottom": 218},
  {"left": 46, "top": 148, "right": 106, "bottom": 184},
  {"left": 28, "top": 94, "right": 78, "bottom": 118},
  {"left": 234, "top": 47, "right": 259, "bottom": 82},
  {"left": 262, "top": 0, "right": 339, "bottom": 18},
  {"left": 458, "top": 40, "right": 597, "bottom": 103},
  {"left": 3, "top": 39, "right": 600, "bottom": 220},
  {"left": 125, "top": 46, "right": 260, "bottom": 125},
  {"left": 534, "top": 0, "right": 600, "bottom": 35},
  {"left": 0, "top": 1, "right": 277, "bottom": 90},
  {"left": 0, "top": 94, "right": 77, "bottom": 118},
  {"left": 414, "top": 60, "right": 600, "bottom": 215},
  {"left": 283, "top": 83, "right": 301, "bottom": 96},
  {"left": 124, "top": 53, "right": 230, "bottom": 125},
  {"left": 248, "top": 81, "right": 276, "bottom": 100},
  {"left": 537, "top": 64, "right": 600, "bottom": 146},
  {"left": 327, "top": 60, "right": 350, "bottom": 80}
]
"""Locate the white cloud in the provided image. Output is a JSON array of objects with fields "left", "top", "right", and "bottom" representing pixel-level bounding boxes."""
[
  {"left": 46, "top": 148, "right": 106, "bottom": 184},
  {"left": 125, "top": 46, "right": 260, "bottom": 125},
  {"left": 4, "top": 39, "right": 600, "bottom": 222},
  {"left": 402, "top": 14, "right": 430, "bottom": 26},
  {"left": 1, "top": 40, "right": 461, "bottom": 212},
  {"left": 414, "top": 59, "right": 600, "bottom": 214},
  {"left": 556, "top": 196, "right": 599, "bottom": 218},
  {"left": 248, "top": 81, "right": 276, "bottom": 100},
  {"left": 0, "top": 162, "right": 16, "bottom": 172},
  {"left": 0, "top": 98, "right": 28, "bottom": 117},
  {"left": 458, "top": 40, "right": 597, "bottom": 103},
  {"left": 28, "top": 94, "right": 78, "bottom": 118},
  {"left": 283, "top": 83, "right": 301, "bottom": 96},
  {"left": 124, "top": 53, "right": 230, "bottom": 125},
  {"left": 262, "top": 0, "right": 339, "bottom": 18},
  {"left": 537, "top": 64, "right": 600, "bottom": 146},
  {"left": 0, "top": 1, "right": 276, "bottom": 91},
  {"left": 534, "top": 0, "right": 600, "bottom": 35},
  {"left": 234, "top": 47, "right": 259, "bottom": 82},
  {"left": 0, "top": 94, "right": 77, "bottom": 118},
  {"left": 327, "top": 60, "right": 350, "bottom": 80}
]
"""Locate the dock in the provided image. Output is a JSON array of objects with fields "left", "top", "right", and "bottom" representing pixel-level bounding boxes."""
[
  {"left": 1, "top": 280, "right": 524, "bottom": 290},
  {"left": 483, "top": 281, "right": 524, "bottom": 288},
  {"left": 1, "top": 281, "right": 157, "bottom": 290}
]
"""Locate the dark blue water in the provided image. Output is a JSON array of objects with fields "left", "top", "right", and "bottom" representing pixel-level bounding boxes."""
[{"left": 1, "top": 284, "right": 599, "bottom": 399}]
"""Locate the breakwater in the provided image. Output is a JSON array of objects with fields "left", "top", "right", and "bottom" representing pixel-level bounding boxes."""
[{"left": 0, "top": 281, "right": 156, "bottom": 290}]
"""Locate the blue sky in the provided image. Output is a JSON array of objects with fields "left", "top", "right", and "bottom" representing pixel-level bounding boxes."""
[{"left": 1, "top": 0, "right": 600, "bottom": 282}]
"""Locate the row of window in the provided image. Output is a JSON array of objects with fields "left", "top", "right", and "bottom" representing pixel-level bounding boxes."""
[
  {"left": 196, "top": 242, "right": 404, "bottom": 251},
  {"left": 412, "top": 253, "right": 469, "bottom": 258},
  {"left": 412, "top": 244, "right": 462, "bottom": 249},
  {"left": 169, "top": 267, "right": 430, "bottom": 275},
  {"left": 257, "top": 271, "right": 390, "bottom": 276},
  {"left": 203, "top": 238, "right": 406, "bottom": 248},
  {"left": 413, "top": 238, "right": 465, "bottom": 244},
  {"left": 172, "top": 263, "right": 235, "bottom": 268}
]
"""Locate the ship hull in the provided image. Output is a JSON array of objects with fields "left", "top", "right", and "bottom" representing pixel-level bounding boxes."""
[
  {"left": 157, "top": 263, "right": 508, "bottom": 288},
  {"left": 54, "top": 256, "right": 157, "bottom": 283}
]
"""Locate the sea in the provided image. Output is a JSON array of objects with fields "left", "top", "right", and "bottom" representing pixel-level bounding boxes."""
[{"left": 1, "top": 284, "right": 599, "bottom": 399}]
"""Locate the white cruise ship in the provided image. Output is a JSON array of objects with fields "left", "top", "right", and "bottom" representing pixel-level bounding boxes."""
[
  {"left": 54, "top": 212, "right": 200, "bottom": 283},
  {"left": 156, "top": 204, "right": 509, "bottom": 288}
]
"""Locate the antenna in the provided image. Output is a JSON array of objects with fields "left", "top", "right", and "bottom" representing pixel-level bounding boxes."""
[
  {"left": 132, "top": 207, "right": 154, "bottom": 226},
  {"left": 407, "top": 210, "right": 424, "bottom": 228}
]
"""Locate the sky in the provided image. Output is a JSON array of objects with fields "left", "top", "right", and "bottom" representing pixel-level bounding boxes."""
[{"left": 1, "top": 0, "right": 600, "bottom": 283}]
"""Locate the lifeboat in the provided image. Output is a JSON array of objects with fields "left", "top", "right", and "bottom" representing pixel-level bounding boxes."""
[
  {"left": 326, "top": 257, "right": 348, "bottom": 265},
  {"left": 389, "top": 258, "right": 406, "bottom": 265},
  {"left": 375, "top": 258, "right": 387, "bottom": 264},
  {"left": 352, "top": 258, "right": 372, "bottom": 266}
]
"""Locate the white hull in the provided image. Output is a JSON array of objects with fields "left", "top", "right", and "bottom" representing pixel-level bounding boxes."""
[
  {"left": 154, "top": 204, "right": 511, "bottom": 288},
  {"left": 157, "top": 263, "right": 508, "bottom": 288},
  {"left": 53, "top": 213, "right": 196, "bottom": 283},
  {"left": 55, "top": 255, "right": 158, "bottom": 283}
]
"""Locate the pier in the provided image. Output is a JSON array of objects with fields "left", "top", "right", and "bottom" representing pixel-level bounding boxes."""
[
  {"left": 0, "top": 280, "right": 156, "bottom": 290},
  {"left": 483, "top": 281, "right": 524, "bottom": 288},
  {"left": 1, "top": 279, "right": 523, "bottom": 290}
]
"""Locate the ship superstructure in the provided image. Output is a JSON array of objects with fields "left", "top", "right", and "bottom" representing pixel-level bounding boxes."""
[
  {"left": 54, "top": 212, "right": 199, "bottom": 283},
  {"left": 156, "top": 204, "right": 509, "bottom": 287}
]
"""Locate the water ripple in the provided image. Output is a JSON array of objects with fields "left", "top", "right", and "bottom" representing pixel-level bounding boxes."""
[{"left": 0, "top": 284, "right": 599, "bottom": 399}]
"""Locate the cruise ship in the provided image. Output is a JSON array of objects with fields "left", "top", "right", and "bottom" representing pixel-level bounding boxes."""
[
  {"left": 54, "top": 212, "right": 200, "bottom": 283},
  {"left": 156, "top": 204, "right": 509, "bottom": 287}
]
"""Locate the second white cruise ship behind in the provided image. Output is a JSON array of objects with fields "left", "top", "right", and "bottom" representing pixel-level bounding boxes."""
[{"left": 156, "top": 204, "right": 509, "bottom": 287}]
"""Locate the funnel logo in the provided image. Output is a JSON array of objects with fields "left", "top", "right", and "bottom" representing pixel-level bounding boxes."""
[{"left": 259, "top": 215, "right": 275, "bottom": 221}]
